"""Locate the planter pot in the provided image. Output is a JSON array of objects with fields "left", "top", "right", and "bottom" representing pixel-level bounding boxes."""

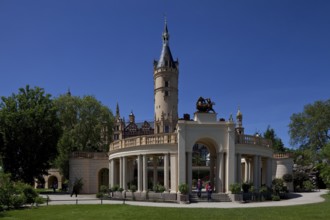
[
  {"left": 229, "top": 193, "right": 243, "bottom": 202},
  {"left": 178, "top": 194, "right": 190, "bottom": 204}
]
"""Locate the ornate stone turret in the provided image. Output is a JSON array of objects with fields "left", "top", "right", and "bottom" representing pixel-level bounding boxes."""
[
  {"left": 153, "top": 20, "right": 179, "bottom": 134},
  {"left": 113, "top": 103, "right": 125, "bottom": 141},
  {"left": 235, "top": 107, "right": 244, "bottom": 135}
]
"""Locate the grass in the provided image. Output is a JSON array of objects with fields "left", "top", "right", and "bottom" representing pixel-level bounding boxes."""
[{"left": 1, "top": 194, "right": 329, "bottom": 220}]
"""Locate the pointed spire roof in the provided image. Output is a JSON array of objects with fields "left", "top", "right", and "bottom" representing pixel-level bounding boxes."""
[
  {"left": 156, "top": 20, "right": 178, "bottom": 69},
  {"left": 116, "top": 103, "right": 120, "bottom": 118}
]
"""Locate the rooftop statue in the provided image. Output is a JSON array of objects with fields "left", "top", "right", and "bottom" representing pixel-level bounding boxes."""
[{"left": 196, "top": 97, "right": 215, "bottom": 113}]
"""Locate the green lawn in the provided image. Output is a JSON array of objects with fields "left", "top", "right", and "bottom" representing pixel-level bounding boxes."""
[{"left": 1, "top": 194, "right": 329, "bottom": 220}]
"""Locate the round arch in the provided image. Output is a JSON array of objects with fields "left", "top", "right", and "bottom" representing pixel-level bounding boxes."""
[{"left": 98, "top": 168, "right": 109, "bottom": 190}]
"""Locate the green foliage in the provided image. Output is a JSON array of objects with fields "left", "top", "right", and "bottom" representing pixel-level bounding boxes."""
[
  {"left": 129, "top": 185, "right": 137, "bottom": 193},
  {"left": 99, "top": 185, "right": 109, "bottom": 194},
  {"left": 153, "top": 184, "right": 165, "bottom": 192},
  {"left": 111, "top": 185, "right": 119, "bottom": 192},
  {"left": 242, "top": 182, "right": 251, "bottom": 193},
  {"left": 54, "top": 94, "right": 114, "bottom": 179},
  {"left": 0, "top": 172, "right": 41, "bottom": 210},
  {"left": 293, "top": 171, "right": 310, "bottom": 191},
  {"left": 317, "top": 162, "right": 330, "bottom": 187},
  {"left": 272, "top": 178, "right": 285, "bottom": 195},
  {"left": 271, "top": 194, "right": 281, "bottom": 201},
  {"left": 0, "top": 85, "right": 61, "bottom": 184},
  {"left": 229, "top": 183, "right": 241, "bottom": 194},
  {"left": 303, "top": 180, "right": 315, "bottom": 192},
  {"left": 289, "top": 99, "right": 330, "bottom": 152},
  {"left": 263, "top": 126, "right": 286, "bottom": 153},
  {"left": 283, "top": 174, "right": 293, "bottom": 183},
  {"left": 178, "top": 183, "right": 189, "bottom": 195}
]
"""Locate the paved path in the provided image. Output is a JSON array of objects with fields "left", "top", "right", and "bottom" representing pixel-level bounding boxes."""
[{"left": 42, "top": 190, "right": 327, "bottom": 209}]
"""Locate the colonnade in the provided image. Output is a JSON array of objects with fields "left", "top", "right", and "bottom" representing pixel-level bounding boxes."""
[
  {"left": 109, "top": 152, "right": 273, "bottom": 194},
  {"left": 109, "top": 153, "right": 178, "bottom": 193}
]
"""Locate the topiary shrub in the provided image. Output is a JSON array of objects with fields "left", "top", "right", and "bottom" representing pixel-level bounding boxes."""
[
  {"left": 130, "top": 185, "right": 137, "bottom": 193},
  {"left": 153, "top": 184, "right": 165, "bottom": 193}
]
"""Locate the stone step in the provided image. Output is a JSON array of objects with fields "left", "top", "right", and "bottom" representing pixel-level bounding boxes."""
[{"left": 190, "top": 193, "right": 232, "bottom": 202}]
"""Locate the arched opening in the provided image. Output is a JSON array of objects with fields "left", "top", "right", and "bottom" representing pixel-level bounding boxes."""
[
  {"left": 48, "top": 176, "right": 58, "bottom": 190},
  {"left": 99, "top": 168, "right": 109, "bottom": 190},
  {"left": 190, "top": 139, "right": 217, "bottom": 194}
]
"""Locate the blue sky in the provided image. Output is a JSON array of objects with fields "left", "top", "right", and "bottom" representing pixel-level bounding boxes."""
[{"left": 1, "top": 0, "right": 329, "bottom": 148}]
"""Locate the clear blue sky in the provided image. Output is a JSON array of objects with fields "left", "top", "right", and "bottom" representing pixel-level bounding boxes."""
[{"left": 1, "top": 0, "right": 329, "bottom": 148}]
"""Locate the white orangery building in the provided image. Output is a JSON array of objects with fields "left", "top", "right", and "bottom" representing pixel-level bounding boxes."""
[{"left": 69, "top": 22, "right": 293, "bottom": 198}]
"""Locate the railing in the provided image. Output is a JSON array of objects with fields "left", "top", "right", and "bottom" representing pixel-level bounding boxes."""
[
  {"left": 273, "top": 153, "right": 292, "bottom": 158},
  {"left": 70, "top": 152, "right": 108, "bottom": 159},
  {"left": 110, "top": 133, "right": 177, "bottom": 151},
  {"left": 235, "top": 134, "right": 272, "bottom": 148}
]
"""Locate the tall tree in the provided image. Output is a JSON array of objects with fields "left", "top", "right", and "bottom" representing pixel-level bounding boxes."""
[
  {"left": 0, "top": 85, "right": 61, "bottom": 184},
  {"left": 263, "top": 126, "right": 286, "bottom": 153},
  {"left": 289, "top": 99, "right": 330, "bottom": 152},
  {"left": 54, "top": 94, "right": 114, "bottom": 179}
]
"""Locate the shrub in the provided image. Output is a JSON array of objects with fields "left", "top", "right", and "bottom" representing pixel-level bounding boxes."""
[
  {"left": 271, "top": 195, "right": 280, "bottom": 201},
  {"left": 229, "top": 183, "right": 241, "bottom": 194},
  {"left": 118, "top": 187, "right": 124, "bottom": 192},
  {"left": 99, "top": 185, "right": 109, "bottom": 194},
  {"left": 303, "top": 180, "right": 315, "bottom": 192},
  {"left": 293, "top": 171, "right": 309, "bottom": 191},
  {"left": 283, "top": 174, "right": 293, "bottom": 183},
  {"left": 130, "top": 185, "right": 137, "bottom": 192},
  {"left": 272, "top": 178, "right": 285, "bottom": 195},
  {"left": 96, "top": 192, "right": 104, "bottom": 198},
  {"left": 242, "top": 182, "right": 251, "bottom": 193},
  {"left": 153, "top": 184, "right": 165, "bottom": 193},
  {"left": 111, "top": 185, "right": 119, "bottom": 192},
  {"left": 11, "top": 194, "right": 26, "bottom": 209},
  {"left": 179, "top": 183, "right": 189, "bottom": 195}
]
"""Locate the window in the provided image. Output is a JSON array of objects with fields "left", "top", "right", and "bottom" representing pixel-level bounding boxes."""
[
  {"left": 165, "top": 125, "right": 169, "bottom": 133},
  {"left": 165, "top": 81, "right": 169, "bottom": 87},
  {"left": 165, "top": 91, "right": 169, "bottom": 96}
]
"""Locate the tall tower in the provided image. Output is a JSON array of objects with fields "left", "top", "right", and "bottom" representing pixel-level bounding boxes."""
[{"left": 153, "top": 20, "right": 179, "bottom": 134}]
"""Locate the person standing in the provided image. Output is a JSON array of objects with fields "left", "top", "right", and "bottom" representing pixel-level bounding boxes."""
[
  {"left": 206, "top": 182, "right": 212, "bottom": 201},
  {"left": 197, "top": 179, "right": 202, "bottom": 198}
]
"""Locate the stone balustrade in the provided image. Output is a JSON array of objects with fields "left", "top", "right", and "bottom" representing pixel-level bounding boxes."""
[
  {"left": 235, "top": 134, "right": 272, "bottom": 148},
  {"left": 109, "top": 133, "right": 178, "bottom": 151},
  {"left": 70, "top": 152, "right": 108, "bottom": 159},
  {"left": 273, "top": 153, "right": 292, "bottom": 158}
]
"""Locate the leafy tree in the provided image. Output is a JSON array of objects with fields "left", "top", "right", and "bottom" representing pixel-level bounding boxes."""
[
  {"left": 263, "top": 126, "right": 286, "bottom": 153},
  {"left": 54, "top": 94, "right": 114, "bottom": 179},
  {"left": 289, "top": 99, "right": 330, "bottom": 152},
  {"left": 0, "top": 86, "right": 61, "bottom": 184}
]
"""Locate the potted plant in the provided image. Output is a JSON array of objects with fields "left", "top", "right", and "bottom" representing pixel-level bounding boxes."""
[
  {"left": 229, "top": 183, "right": 242, "bottom": 202},
  {"left": 178, "top": 183, "right": 189, "bottom": 204}
]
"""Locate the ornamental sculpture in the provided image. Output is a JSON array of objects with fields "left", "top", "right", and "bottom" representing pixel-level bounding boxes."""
[{"left": 196, "top": 97, "right": 215, "bottom": 113}]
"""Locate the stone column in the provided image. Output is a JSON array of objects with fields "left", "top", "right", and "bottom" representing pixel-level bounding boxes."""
[
  {"left": 226, "top": 125, "right": 236, "bottom": 192},
  {"left": 216, "top": 152, "right": 224, "bottom": 192},
  {"left": 236, "top": 153, "right": 242, "bottom": 183},
  {"left": 210, "top": 156, "right": 215, "bottom": 188},
  {"left": 177, "top": 125, "right": 186, "bottom": 185},
  {"left": 122, "top": 156, "right": 127, "bottom": 190},
  {"left": 119, "top": 157, "right": 123, "bottom": 188},
  {"left": 244, "top": 159, "right": 250, "bottom": 182},
  {"left": 266, "top": 157, "right": 272, "bottom": 188},
  {"left": 164, "top": 153, "right": 169, "bottom": 191},
  {"left": 187, "top": 152, "right": 192, "bottom": 193},
  {"left": 143, "top": 154, "right": 148, "bottom": 192},
  {"left": 253, "top": 155, "right": 261, "bottom": 190},
  {"left": 109, "top": 159, "right": 114, "bottom": 187},
  {"left": 137, "top": 155, "right": 142, "bottom": 192},
  {"left": 153, "top": 155, "right": 158, "bottom": 187},
  {"left": 170, "top": 153, "right": 178, "bottom": 193}
]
